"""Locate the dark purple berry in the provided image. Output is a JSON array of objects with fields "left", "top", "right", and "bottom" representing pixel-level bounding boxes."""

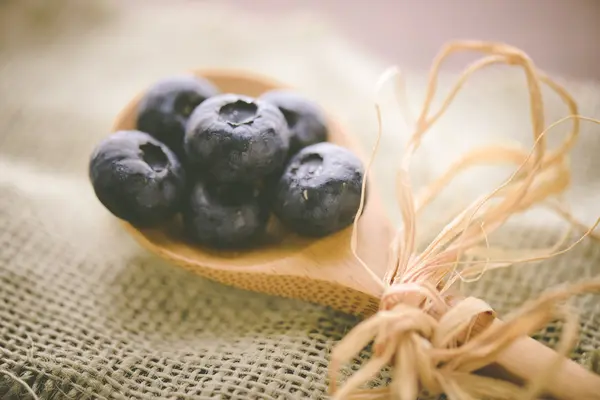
[
  {"left": 183, "top": 180, "right": 270, "bottom": 249},
  {"left": 136, "top": 75, "right": 220, "bottom": 159},
  {"left": 259, "top": 89, "right": 328, "bottom": 156},
  {"left": 184, "top": 93, "right": 290, "bottom": 183},
  {"left": 272, "top": 142, "right": 364, "bottom": 237},
  {"left": 89, "top": 130, "right": 186, "bottom": 227}
]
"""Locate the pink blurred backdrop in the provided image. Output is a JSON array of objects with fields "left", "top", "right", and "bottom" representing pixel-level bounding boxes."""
[{"left": 228, "top": 0, "right": 600, "bottom": 82}]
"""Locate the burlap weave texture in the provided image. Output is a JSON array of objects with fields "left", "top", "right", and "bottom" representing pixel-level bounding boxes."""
[{"left": 1, "top": 2, "right": 599, "bottom": 399}]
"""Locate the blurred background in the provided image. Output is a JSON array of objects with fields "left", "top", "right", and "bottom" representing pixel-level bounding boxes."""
[
  {"left": 2, "top": 0, "right": 599, "bottom": 81},
  {"left": 230, "top": 0, "right": 600, "bottom": 81}
]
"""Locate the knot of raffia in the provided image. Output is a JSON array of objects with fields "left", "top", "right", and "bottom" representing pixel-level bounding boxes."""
[
  {"left": 327, "top": 281, "right": 513, "bottom": 400},
  {"left": 328, "top": 279, "right": 600, "bottom": 400}
]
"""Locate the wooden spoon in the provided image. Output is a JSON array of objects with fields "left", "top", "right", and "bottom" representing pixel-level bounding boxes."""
[
  {"left": 112, "top": 69, "right": 600, "bottom": 399},
  {"left": 113, "top": 69, "right": 391, "bottom": 317}
]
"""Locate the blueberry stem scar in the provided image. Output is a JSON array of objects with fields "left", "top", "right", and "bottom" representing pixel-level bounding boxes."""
[
  {"left": 219, "top": 100, "right": 258, "bottom": 126},
  {"left": 140, "top": 143, "right": 168, "bottom": 173}
]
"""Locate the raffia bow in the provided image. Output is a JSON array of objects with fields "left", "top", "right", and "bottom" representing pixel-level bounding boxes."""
[{"left": 328, "top": 41, "right": 600, "bottom": 400}]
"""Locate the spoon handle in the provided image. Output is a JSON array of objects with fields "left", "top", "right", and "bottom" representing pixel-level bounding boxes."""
[{"left": 492, "top": 320, "right": 600, "bottom": 399}]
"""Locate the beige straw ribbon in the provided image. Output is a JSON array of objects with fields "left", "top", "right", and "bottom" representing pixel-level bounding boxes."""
[{"left": 333, "top": 40, "right": 600, "bottom": 400}]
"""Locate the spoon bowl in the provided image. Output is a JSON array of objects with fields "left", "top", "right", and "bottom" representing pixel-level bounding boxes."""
[{"left": 113, "top": 69, "right": 392, "bottom": 316}]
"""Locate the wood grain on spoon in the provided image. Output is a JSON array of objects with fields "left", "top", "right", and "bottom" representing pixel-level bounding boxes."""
[{"left": 113, "top": 69, "right": 600, "bottom": 399}]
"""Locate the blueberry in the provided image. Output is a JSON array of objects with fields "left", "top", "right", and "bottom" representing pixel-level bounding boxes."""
[
  {"left": 259, "top": 89, "right": 328, "bottom": 156},
  {"left": 89, "top": 130, "right": 187, "bottom": 227},
  {"left": 183, "top": 180, "right": 270, "bottom": 249},
  {"left": 272, "top": 142, "right": 364, "bottom": 237},
  {"left": 184, "top": 93, "right": 290, "bottom": 183},
  {"left": 136, "top": 75, "right": 220, "bottom": 159}
]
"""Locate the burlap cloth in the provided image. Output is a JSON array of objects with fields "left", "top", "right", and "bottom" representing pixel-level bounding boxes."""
[{"left": 1, "top": 1, "right": 599, "bottom": 399}]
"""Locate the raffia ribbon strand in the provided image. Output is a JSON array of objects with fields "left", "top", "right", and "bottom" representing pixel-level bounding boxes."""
[{"left": 333, "top": 40, "right": 600, "bottom": 399}]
